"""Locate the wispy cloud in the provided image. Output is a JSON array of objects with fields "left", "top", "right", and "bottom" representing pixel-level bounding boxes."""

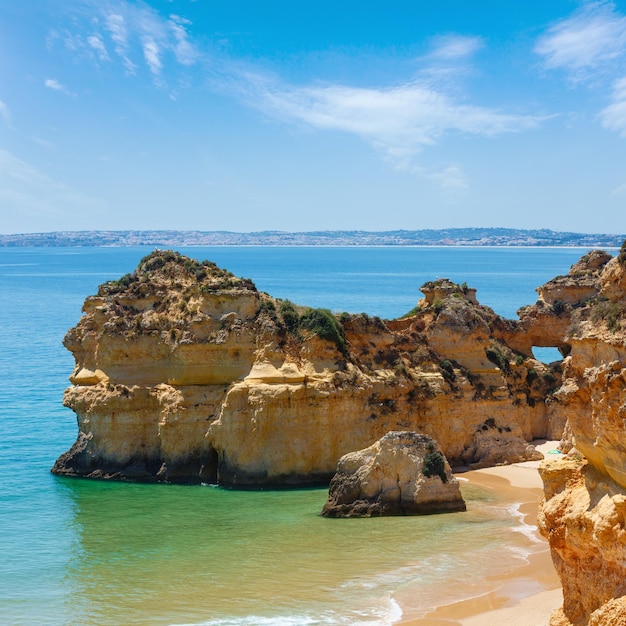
[
  {"left": 600, "top": 76, "right": 626, "bottom": 135},
  {"left": 49, "top": 2, "right": 541, "bottom": 193},
  {"left": 168, "top": 14, "right": 197, "bottom": 66},
  {"left": 535, "top": 1, "right": 626, "bottom": 81},
  {"left": 44, "top": 78, "right": 74, "bottom": 96},
  {"left": 0, "top": 100, "right": 10, "bottom": 127},
  {"left": 105, "top": 13, "right": 136, "bottom": 72},
  {"left": 238, "top": 74, "right": 542, "bottom": 170},
  {"left": 535, "top": 2, "right": 626, "bottom": 140},
  {"left": 54, "top": 1, "right": 199, "bottom": 81},
  {"left": 87, "top": 33, "right": 110, "bottom": 61},
  {"left": 45, "top": 78, "right": 63, "bottom": 91},
  {"left": 141, "top": 36, "right": 162, "bottom": 76},
  {"left": 428, "top": 34, "right": 484, "bottom": 61}
]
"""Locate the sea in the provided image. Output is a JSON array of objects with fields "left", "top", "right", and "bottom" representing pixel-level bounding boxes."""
[{"left": 0, "top": 245, "right": 611, "bottom": 626}]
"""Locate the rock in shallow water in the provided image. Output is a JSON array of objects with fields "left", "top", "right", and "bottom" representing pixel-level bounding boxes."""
[{"left": 321, "top": 431, "right": 466, "bottom": 517}]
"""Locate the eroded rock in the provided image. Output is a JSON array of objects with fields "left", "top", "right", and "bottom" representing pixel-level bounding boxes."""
[
  {"left": 537, "top": 244, "right": 626, "bottom": 625},
  {"left": 53, "top": 249, "right": 572, "bottom": 486},
  {"left": 321, "top": 432, "right": 466, "bottom": 517}
]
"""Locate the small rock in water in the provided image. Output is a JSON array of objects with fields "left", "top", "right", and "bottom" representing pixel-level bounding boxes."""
[{"left": 321, "top": 431, "right": 466, "bottom": 517}]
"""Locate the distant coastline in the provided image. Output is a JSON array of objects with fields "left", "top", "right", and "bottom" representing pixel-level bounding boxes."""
[{"left": 0, "top": 228, "right": 624, "bottom": 248}]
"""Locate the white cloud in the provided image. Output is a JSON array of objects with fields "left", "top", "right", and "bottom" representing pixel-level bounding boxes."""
[
  {"left": 535, "top": 1, "right": 626, "bottom": 81},
  {"left": 87, "top": 34, "right": 109, "bottom": 61},
  {"left": 141, "top": 37, "right": 162, "bottom": 75},
  {"left": 46, "top": 0, "right": 540, "bottom": 192},
  {"left": 600, "top": 76, "right": 626, "bottom": 135},
  {"left": 428, "top": 35, "right": 484, "bottom": 61},
  {"left": 44, "top": 79, "right": 74, "bottom": 96},
  {"left": 536, "top": 2, "right": 626, "bottom": 140},
  {"left": 45, "top": 78, "right": 63, "bottom": 91},
  {"left": 54, "top": 1, "right": 201, "bottom": 81},
  {"left": 0, "top": 100, "right": 10, "bottom": 126},
  {"left": 105, "top": 13, "right": 136, "bottom": 72},
  {"left": 243, "top": 76, "right": 542, "bottom": 170},
  {"left": 168, "top": 14, "right": 197, "bottom": 66}
]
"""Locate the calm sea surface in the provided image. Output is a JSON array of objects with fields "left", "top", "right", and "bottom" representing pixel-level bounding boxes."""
[{"left": 0, "top": 246, "right": 609, "bottom": 626}]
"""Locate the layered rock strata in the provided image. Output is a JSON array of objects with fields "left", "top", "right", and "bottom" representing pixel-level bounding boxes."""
[
  {"left": 321, "top": 431, "right": 465, "bottom": 517},
  {"left": 536, "top": 244, "right": 626, "bottom": 625},
  {"left": 53, "top": 249, "right": 573, "bottom": 487}
]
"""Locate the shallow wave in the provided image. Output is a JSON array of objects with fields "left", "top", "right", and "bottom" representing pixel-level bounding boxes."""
[
  {"left": 171, "top": 597, "right": 403, "bottom": 626},
  {"left": 507, "top": 502, "right": 544, "bottom": 544}
]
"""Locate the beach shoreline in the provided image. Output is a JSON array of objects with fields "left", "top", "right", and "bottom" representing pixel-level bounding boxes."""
[{"left": 397, "top": 441, "right": 562, "bottom": 626}]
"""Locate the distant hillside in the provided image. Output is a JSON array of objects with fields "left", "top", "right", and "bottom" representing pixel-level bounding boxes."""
[{"left": 0, "top": 228, "right": 624, "bottom": 248}]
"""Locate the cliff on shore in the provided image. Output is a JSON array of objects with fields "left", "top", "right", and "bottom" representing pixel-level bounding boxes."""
[
  {"left": 52, "top": 248, "right": 574, "bottom": 486},
  {"left": 537, "top": 243, "right": 626, "bottom": 625}
]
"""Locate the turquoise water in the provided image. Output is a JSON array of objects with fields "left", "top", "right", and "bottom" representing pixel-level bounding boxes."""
[{"left": 0, "top": 246, "right": 606, "bottom": 625}]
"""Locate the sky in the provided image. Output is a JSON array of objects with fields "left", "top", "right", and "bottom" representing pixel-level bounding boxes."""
[{"left": 1, "top": 1, "right": 626, "bottom": 235}]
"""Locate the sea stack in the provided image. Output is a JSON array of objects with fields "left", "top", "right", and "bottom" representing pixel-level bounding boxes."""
[{"left": 321, "top": 431, "right": 466, "bottom": 517}]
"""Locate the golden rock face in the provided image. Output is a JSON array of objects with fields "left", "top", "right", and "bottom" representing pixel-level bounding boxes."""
[
  {"left": 537, "top": 253, "right": 626, "bottom": 626},
  {"left": 52, "top": 248, "right": 618, "bottom": 490}
]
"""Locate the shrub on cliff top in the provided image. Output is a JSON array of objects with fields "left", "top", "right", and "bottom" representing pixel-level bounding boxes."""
[
  {"left": 98, "top": 271, "right": 138, "bottom": 295},
  {"left": 299, "top": 308, "right": 347, "bottom": 355},
  {"left": 258, "top": 298, "right": 278, "bottom": 323},
  {"left": 279, "top": 300, "right": 300, "bottom": 332},
  {"left": 139, "top": 249, "right": 180, "bottom": 272},
  {"left": 134, "top": 250, "right": 257, "bottom": 291},
  {"left": 400, "top": 305, "right": 420, "bottom": 319}
]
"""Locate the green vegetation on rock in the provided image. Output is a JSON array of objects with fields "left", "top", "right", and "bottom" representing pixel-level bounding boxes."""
[
  {"left": 299, "top": 308, "right": 347, "bottom": 355},
  {"left": 422, "top": 450, "right": 448, "bottom": 483},
  {"left": 590, "top": 299, "right": 622, "bottom": 332}
]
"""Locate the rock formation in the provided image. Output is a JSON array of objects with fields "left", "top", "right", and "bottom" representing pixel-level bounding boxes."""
[
  {"left": 534, "top": 243, "right": 626, "bottom": 625},
  {"left": 53, "top": 249, "right": 569, "bottom": 486},
  {"left": 321, "top": 431, "right": 465, "bottom": 517},
  {"left": 50, "top": 242, "right": 626, "bottom": 623}
]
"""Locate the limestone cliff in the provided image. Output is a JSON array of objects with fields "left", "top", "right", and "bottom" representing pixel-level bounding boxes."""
[
  {"left": 536, "top": 244, "right": 626, "bottom": 625},
  {"left": 53, "top": 249, "right": 569, "bottom": 487}
]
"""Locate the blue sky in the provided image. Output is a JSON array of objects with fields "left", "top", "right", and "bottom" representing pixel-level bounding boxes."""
[{"left": 1, "top": 1, "right": 626, "bottom": 234}]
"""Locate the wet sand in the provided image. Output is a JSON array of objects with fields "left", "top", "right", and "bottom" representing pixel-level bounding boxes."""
[{"left": 398, "top": 441, "right": 563, "bottom": 626}]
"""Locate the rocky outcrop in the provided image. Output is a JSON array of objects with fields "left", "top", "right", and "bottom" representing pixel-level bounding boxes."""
[
  {"left": 320, "top": 431, "right": 465, "bottom": 517},
  {"left": 539, "top": 455, "right": 626, "bottom": 626},
  {"left": 536, "top": 243, "right": 626, "bottom": 625},
  {"left": 53, "top": 249, "right": 571, "bottom": 486}
]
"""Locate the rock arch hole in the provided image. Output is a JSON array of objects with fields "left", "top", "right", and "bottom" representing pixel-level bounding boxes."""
[{"left": 532, "top": 346, "right": 565, "bottom": 365}]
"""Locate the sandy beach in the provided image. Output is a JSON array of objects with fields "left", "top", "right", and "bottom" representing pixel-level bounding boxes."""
[{"left": 398, "top": 441, "right": 563, "bottom": 626}]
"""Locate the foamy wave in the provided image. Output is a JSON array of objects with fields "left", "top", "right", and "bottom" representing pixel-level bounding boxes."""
[
  {"left": 507, "top": 503, "right": 543, "bottom": 544},
  {"left": 171, "top": 597, "right": 403, "bottom": 626}
]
